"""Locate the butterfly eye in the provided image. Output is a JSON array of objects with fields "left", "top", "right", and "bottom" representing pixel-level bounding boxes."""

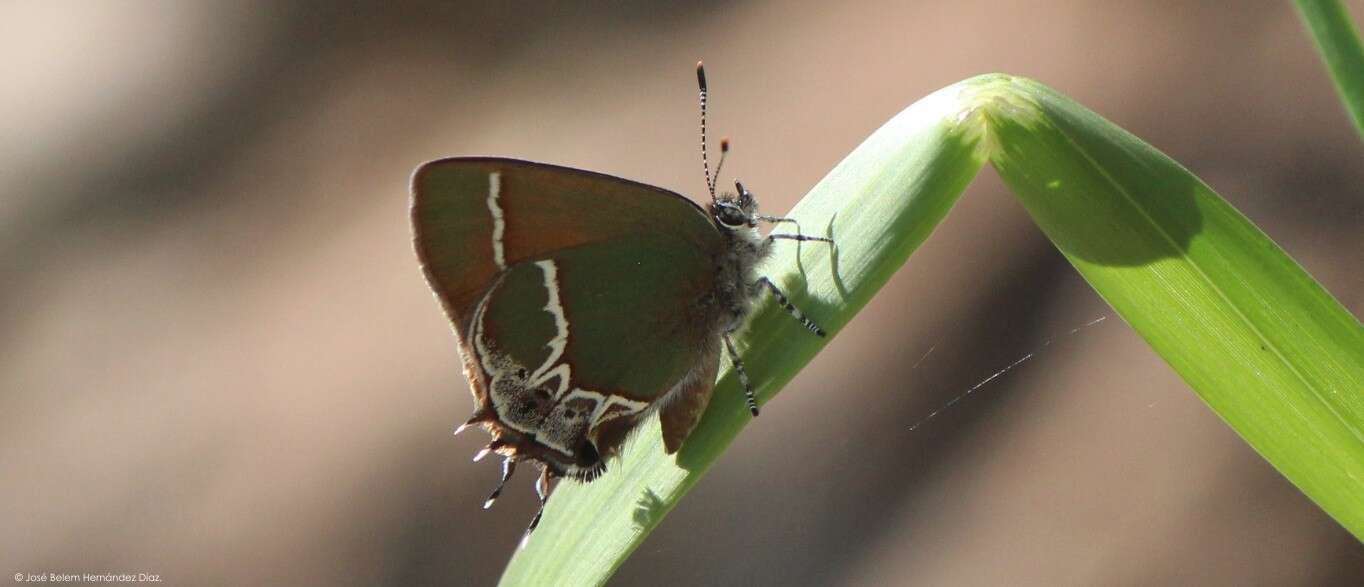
[{"left": 716, "top": 204, "right": 747, "bottom": 228}]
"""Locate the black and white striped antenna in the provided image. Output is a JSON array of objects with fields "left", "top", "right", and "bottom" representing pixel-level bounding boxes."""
[{"left": 697, "top": 61, "right": 730, "bottom": 202}]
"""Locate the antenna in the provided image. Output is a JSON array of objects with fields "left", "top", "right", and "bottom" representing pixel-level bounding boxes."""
[
  {"left": 711, "top": 138, "right": 729, "bottom": 194},
  {"left": 697, "top": 61, "right": 717, "bottom": 202}
]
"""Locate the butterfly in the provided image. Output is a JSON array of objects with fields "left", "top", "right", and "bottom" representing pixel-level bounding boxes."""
[{"left": 411, "top": 62, "right": 832, "bottom": 539}]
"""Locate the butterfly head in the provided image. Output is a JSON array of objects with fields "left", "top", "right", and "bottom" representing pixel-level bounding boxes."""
[{"left": 711, "top": 179, "right": 759, "bottom": 230}]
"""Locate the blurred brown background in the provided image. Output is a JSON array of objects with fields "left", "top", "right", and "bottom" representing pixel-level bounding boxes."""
[{"left": 4, "top": 1, "right": 1363, "bottom": 585}]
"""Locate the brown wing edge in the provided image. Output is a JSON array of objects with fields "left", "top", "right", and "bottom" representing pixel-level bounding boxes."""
[
  {"left": 407, "top": 160, "right": 506, "bottom": 409},
  {"left": 659, "top": 340, "right": 722, "bottom": 454}
]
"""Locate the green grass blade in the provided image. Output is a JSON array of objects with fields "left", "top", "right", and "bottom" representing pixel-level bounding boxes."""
[
  {"left": 499, "top": 81, "right": 990, "bottom": 586},
  {"left": 980, "top": 75, "right": 1364, "bottom": 539},
  {"left": 1295, "top": 0, "right": 1364, "bottom": 139}
]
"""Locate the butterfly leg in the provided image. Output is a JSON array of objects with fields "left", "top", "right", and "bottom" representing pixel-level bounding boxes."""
[
  {"left": 754, "top": 277, "right": 826, "bottom": 337},
  {"left": 483, "top": 457, "right": 517, "bottom": 509},
  {"left": 521, "top": 467, "right": 554, "bottom": 545},
  {"left": 769, "top": 233, "right": 833, "bottom": 244},
  {"left": 722, "top": 333, "right": 760, "bottom": 417},
  {"left": 757, "top": 215, "right": 834, "bottom": 244}
]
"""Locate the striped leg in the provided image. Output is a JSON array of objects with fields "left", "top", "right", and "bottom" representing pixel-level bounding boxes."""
[
  {"left": 758, "top": 215, "right": 834, "bottom": 244},
  {"left": 755, "top": 213, "right": 796, "bottom": 227},
  {"left": 754, "top": 277, "right": 826, "bottom": 337},
  {"left": 770, "top": 233, "right": 833, "bottom": 243},
  {"left": 722, "top": 333, "right": 760, "bottom": 417},
  {"left": 484, "top": 457, "right": 517, "bottom": 509},
  {"left": 521, "top": 467, "right": 553, "bottom": 544}
]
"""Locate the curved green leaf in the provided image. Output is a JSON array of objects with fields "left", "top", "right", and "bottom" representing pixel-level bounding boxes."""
[{"left": 498, "top": 75, "right": 1364, "bottom": 585}]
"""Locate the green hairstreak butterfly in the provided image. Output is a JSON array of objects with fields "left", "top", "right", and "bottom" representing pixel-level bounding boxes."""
[{"left": 411, "top": 62, "right": 831, "bottom": 538}]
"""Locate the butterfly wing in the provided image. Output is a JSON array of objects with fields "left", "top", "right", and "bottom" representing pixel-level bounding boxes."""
[
  {"left": 412, "top": 158, "right": 724, "bottom": 470},
  {"left": 658, "top": 340, "right": 720, "bottom": 454}
]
